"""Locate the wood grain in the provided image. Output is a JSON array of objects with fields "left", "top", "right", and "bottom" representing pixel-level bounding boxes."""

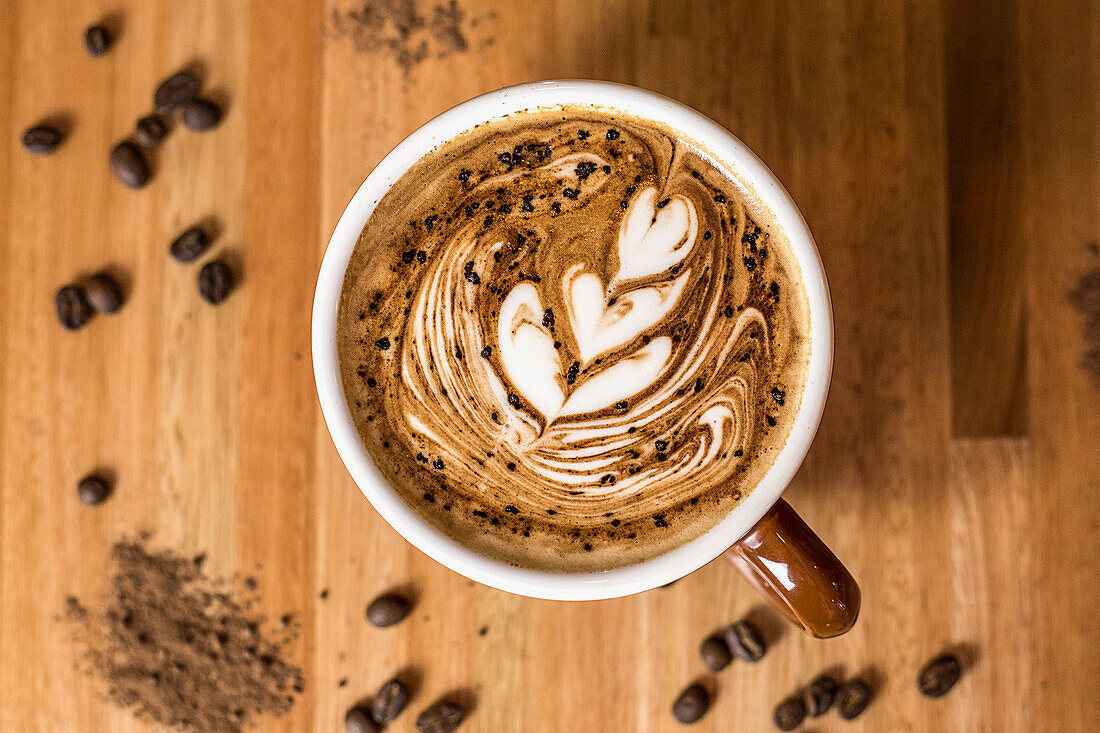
[
  {"left": 946, "top": 0, "right": 1029, "bottom": 437},
  {"left": 1019, "top": 1, "right": 1100, "bottom": 728},
  {"left": 1, "top": 0, "right": 1098, "bottom": 731}
]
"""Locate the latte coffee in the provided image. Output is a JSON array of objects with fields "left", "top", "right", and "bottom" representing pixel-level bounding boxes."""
[{"left": 337, "top": 107, "right": 810, "bottom": 571}]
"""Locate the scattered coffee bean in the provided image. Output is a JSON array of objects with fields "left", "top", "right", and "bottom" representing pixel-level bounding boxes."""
[
  {"left": 55, "top": 284, "right": 92, "bottom": 330},
  {"left": 77, "top": 474, "right": 111, "bottom": 505},
  {"left": 370, "top": 678, "right": 410, "bottom": 723},
  {"left": 109, "top": 141, "right": 150, "bottom": 188},
  {"left": 671, "top": 683, "right": 709, "bottom": 724},
  {"left": 699, "top": 634, "right": 732, "bottom": 672},
  {"left": 84, "top": 273, "right": 124, "bottom": 314},
  {"left": 197, "top": 260, "right": 234, "bottom": 305},
  {"left": 805, "top": 674, "right": 838, "bottom": 717},
  {"left": 726, "top": 619, "right": 767, "bottom": 662},
  {"left": 134, "top": 115, "right": 169, "bottom": 148},
  {"left": 836, "top": 679, "right": 872, "bottom": 720},
  {"left": 170, "top": 226, "right": 211, "bottom": 263},
  {"left": 345, "top": 705, "right": 379, "bottom": 733},
  {"left": 84, "top": 25, "right": 112, "bottom": 56},
  {"left": 415, "top": 699, "right": 465, "bottom": 733},
  {"left": 773, "top": 695, "right": 806, "bottom": 731},
  {"left": 22, "top": 125, "right": 63, "bottom": 155},
  {"left": 181, "top": 99, "right": 223, "bottom": 131},
  {"left": 366, "top": 593, "right": 411, "bottom": 627},
  {"left": 154, "top": 71, "right": 200, "bottom": 113},
  {"left": 918, "top": 653, "right": 962, "bottom": 698}
]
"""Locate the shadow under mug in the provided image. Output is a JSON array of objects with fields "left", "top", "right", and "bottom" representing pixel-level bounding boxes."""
[{"left": 312, "top": 80, "right": 859, "bottom": 638}]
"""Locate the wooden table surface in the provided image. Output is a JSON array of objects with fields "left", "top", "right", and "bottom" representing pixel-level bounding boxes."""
[{"left": 3, "top": 1, "right": 1098, "bottom": 731}]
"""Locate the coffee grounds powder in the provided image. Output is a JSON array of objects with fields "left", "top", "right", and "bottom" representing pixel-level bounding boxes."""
[
  {"left": 330, "top": 0, "right": 487, "bottom": 75},
  {"left": 66, "top": 540, "right": 303, "bottom": 732},
  {"left": 1068, "top": 248, "right": 1100, "bottom": 388}
]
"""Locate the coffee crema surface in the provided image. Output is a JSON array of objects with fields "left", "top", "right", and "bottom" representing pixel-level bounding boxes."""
[{"left": 338, "top": 107, "right": 810, "bottom": 571}]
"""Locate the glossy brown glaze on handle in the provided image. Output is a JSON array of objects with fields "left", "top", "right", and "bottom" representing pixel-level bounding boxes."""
[{"left": 725, "top": 499, "right": 860, "bottom": 638}]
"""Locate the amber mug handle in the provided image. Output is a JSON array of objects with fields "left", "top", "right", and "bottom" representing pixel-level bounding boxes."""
[{"left": 724, "top": 499, "right": 860, "bottom": 638}]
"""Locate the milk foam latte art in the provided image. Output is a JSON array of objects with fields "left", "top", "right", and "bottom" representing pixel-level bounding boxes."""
[{"left": 338, "top": 107, "right": 810, "bottom": 570}]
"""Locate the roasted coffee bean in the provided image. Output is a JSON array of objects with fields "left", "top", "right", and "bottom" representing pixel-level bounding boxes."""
[
  {"left": 154, "top": 71, "right": 200, "bottom": 113},
  {"left": 169, "top": 226, "right": 210, "bottom": 263},
  {"left": 197, "top": 260, "right": 234, "bottom": 304},
  {"left": 181, "top": 99, "right": 223, "bottom": 131},
  {"left": 671, "top": 683, "right": 709, "bottom": 724},
  {"left": 134, "top": 115, "right": 168, "bottom": 148},
  {"left": 22, "top": 125, "right": 63, "bottom": 155},
  {"left": 836, "top": 679, "right": 872, "bottom": 720},
  {"left": 918, "top": 653, "right": 962, "bottom": 698},
  {"left": 371, "top": 678, "right": 410, "bottom": 723},
  {"left": 366, "top": 593, "right": 411, "bottom": 627},
  {"left": 84, "top": 273, "right": 124, "bottom": 314},
  {"left": 56, "top": 284, "right": 92, "bottom": 330},
  {"left": 805, "top": 674, "right": 838, "bottom": 717},
  {"left": 699, "top": 634, "right": 732, "bottom": 672},
  {"left": 169, "top": 226, "right": 211, "bottom": 263},
  {"left": 415, "top": 700, "right": 465, "bottom": 733},
  {"left": 84, "top": 25, "right": 112, "bottom": 56},
  {"left": 344, "top": 705, "right": 379, "bottom": 733},
  {"left": 773, "top": 695, "right": 806, "bottom": 731},
  {"left": 77, "top": 474, "right": 111, "bottom": 505},
  {"left": 726, "top": 619, "right": 767, "bottom": 662},
  {"left": 109, "top": 141, "right": 150, "bottom": 188}
]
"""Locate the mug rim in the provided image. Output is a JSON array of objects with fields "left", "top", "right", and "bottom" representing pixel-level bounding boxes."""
[{"left": 312, "top": 79, "right": 833, "bottom": 600}]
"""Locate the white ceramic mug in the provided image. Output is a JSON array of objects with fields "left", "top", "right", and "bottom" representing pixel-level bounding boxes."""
[{"left": 313, "top": 80, "right": 859, "bottom": 637}]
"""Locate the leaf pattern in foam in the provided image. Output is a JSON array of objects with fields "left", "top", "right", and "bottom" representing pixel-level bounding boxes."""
[
  {"left": 615, "top": 188, "right": 697, "bottom": 282},
  {"left": 497, "top": 282, "right": 564, "bottom": 420}
]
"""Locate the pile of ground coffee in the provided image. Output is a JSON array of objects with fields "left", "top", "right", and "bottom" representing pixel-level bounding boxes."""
[
  {"left": 66, "top": 540, "right": 303, "bottom": 733},
  {"left": 1069, "top": 248, "right": 1100, "bottom": 387},
  {"left": 330, "top": 0, "right": 489, "bottom": 75}
]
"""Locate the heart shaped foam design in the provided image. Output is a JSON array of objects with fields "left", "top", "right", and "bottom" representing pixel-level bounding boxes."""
[
  {"left": 565, "top": 266, "right": 689, "bottom": 364},
  {"left": 498, "top": 278, "right": 676, "bottom": 420},
  {"left": 497, "top": 187, "right": 699, "bottom": 421},
  {"left": 615, "top": 188, "right": 697, "bottom": 282},
  {"left": 564, "top": 186, "right": 696, "bottom": 363},
  {"left": 559, "top": 336, "right": 671, "bottom": 417},
  {"left": 498, "top": 282, "right": 565, "bottom": 420}
]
